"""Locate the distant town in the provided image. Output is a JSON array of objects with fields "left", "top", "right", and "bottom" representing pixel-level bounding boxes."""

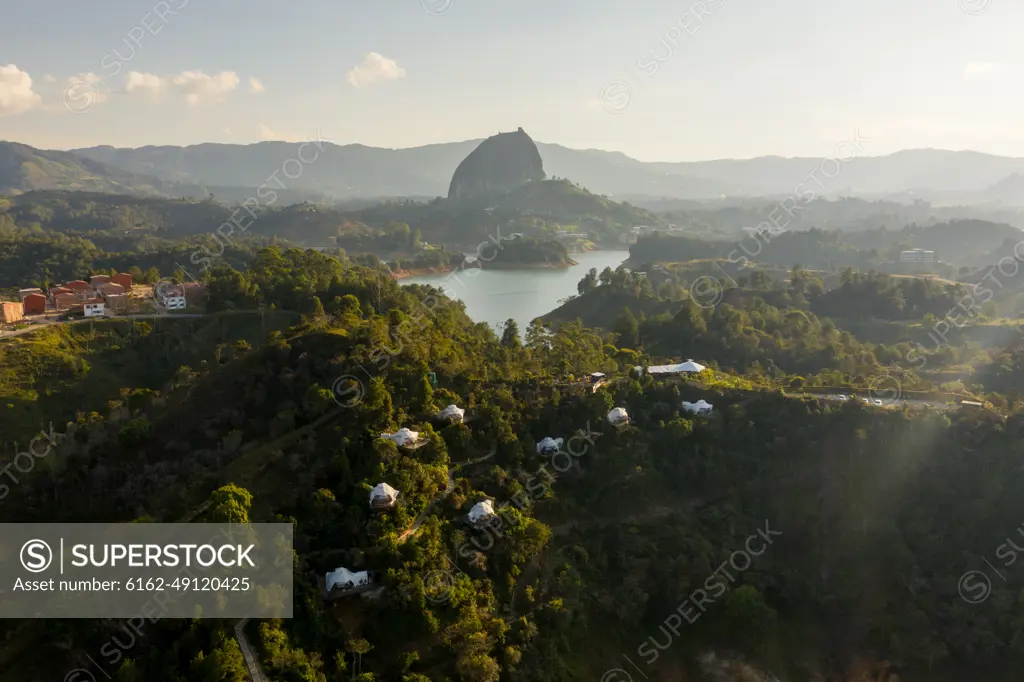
[{"left": 1, "top": 273, "right": 207, "bottom": 331}]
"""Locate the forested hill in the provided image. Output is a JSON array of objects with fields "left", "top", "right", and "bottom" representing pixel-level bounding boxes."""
[
  {"left": 65, "top": 139, "right": 1024, "bottom": 200},
  {"left": 0, "top": 141, "right": 205, "bottom": 197},
  {"left": 628, "top": 220, "right": 1023, "bottom": 270},
  {"left": 2, "top": 246, "right": 1024, "bottom": 680},
  {"left": 482, "top": 237, "right": 573, "bottom": 267},
  {"left": 0, "top": 182, "right": 658, "bottom": 254}
]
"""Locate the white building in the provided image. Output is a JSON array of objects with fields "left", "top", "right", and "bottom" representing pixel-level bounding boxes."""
[
  {"left": 84, "top": 301, "right": 106, "bottom": 317},
  {"left": 369, "top": 482, "right": 399, "bottom": 509},
  {"left": 536, "top": 437, "right": 564, "bottom": 454},
  {"left": 162, "top": 295, "right": 186, "bottom": 309},
  {"left": 436, "top": 405, "right": 466, "bottom": 424},
  {"left": 682, "top": 399, "right": 714, "bottom": 416},
  {"left": 155, "top": 281, "right": 187, "bottom": 309},
  {"left": 381, "top": 428, "right": 420, "bottom": 447},
  {"left": 900, "top": 248, "right": 935, "bottom": 263},
  {"left": 469, "top": 500, "right": 496, "bottom": 526},
  {"left": 647, "top": 360, "right": 706, "bottom": 376},
  {"left": 607, "top": 407, "right": 630, "bottom": 426},
  {"left": 18, "top": 288, "right": 43, "bottom": 301},
  {"left": 325, "top": 567, "right": 372, "bottom": 594}
]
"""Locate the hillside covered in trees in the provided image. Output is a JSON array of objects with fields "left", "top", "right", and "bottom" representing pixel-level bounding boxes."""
[{"left": 2, "top": 246, "right": 1024, "bottom": 682}]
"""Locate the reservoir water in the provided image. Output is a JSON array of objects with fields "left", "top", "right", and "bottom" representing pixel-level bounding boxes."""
[{"left": 402, "top": 250, "right": 630, "bottom": 335}]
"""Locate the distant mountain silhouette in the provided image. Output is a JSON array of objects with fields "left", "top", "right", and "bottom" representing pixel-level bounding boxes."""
[
  {"left": 978, "top": 172, "right": 1024, "bottom": 206},
  {"left": 35, "top": 140, "right": 1024, "bottom": 203},
  {"left": 0, "top": 141, "right": 204, "bottom": 197},
  {"left": 447, "top": 128, "right": 545, "bottom": 201}
]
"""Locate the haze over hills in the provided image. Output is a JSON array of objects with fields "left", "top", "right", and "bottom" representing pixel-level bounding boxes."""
[
  {"left": 4, "top": 136, "right": 1024, "bottom": 207},
  {"left": 0, "top": 141, "right": 206, "bottom": 197},
  {"left": 64, "top": 139, "right": 1024, "bottom": 205}
]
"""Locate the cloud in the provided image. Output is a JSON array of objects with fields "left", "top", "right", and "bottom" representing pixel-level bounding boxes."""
[
  {"left": 125, "top": 71, "right": 167, "bottom": 100},
  {"left": 43, "top": 74, "right": 56, "bottom": 83},
  {"left": 964, "top": 61, "right": 997, "bottom": 76},
  {"left": 248, "top": 77, "right": 265, "bottom": 94},
  {"left": 123, "top": 70, "right": 240, "bottom": 104},
  {"left": 65, "top": 72, "right": 110, "bottom": 106},
  {"left": 0, "top": 64, "right": 43, "bottom": 115},
  {"left": 258, "top": 123, "right": 278, "bottom": 140},
  {"left": 258, "top": 123, "right": 308, "bottom": 142},
  {"left": 346, "top": 52, "right": 406, "bottom": 88},
  {"left": 170, "top": 70, "right": 239, "bottom": 105}
]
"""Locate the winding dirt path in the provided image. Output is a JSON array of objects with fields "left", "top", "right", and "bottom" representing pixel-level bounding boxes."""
[{"left": 397, "top": 446, "right": 496, "bottom": 544}]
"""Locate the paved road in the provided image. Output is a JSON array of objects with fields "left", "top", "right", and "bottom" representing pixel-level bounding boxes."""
[
  {"left": 0, "top": 318, "right": 62, "bottom": 338},
  {"left": 785, "top": 391, "right": 963, "bottom": 412},
  {"left": 234, "top": 619, "right": 265, "bottom": 682},
  {"left": 0, "top": 313, "right": 209, "bottom": 339}
]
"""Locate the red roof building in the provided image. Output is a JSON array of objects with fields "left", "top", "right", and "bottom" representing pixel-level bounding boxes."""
[
  {"left": 110, "top": 273, "right": 133, "bottom": 290},
  {"left": 99, "top": 282, "right": 126, "bottom": 297},
  {"left": 23, "top": 293, "right": 46, "bottom": 315},
  {"left": 65, "top": 280, "right": 90, "bottom": 291},
  {"left": 55, "top": 293, "right": 82, "bottom": 311},
  {"left": 104, "top": 294, "right": 128, "bottom": 313},
  {"left": 90, "top": 275, "right": 111, "bottom": 288}
]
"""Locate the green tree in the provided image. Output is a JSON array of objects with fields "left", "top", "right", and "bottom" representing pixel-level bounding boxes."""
[
  {"left": 577, "top": 268, "right": 598, "bottom": 296},
  {"left": 612, "top": 307, "right": 639, "bottom": 349},
  {"left": 208, "top": 483, "right": 253, "bottom": 523},
  {"left": 117, "top": 417, "right": 152, "bottom": 447},
  {"left": 501, "top": 319, "right": 521, "bottom": 349}
]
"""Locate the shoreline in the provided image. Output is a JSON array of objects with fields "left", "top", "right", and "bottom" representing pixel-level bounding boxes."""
[
  {"left": 391, "top": 258, "right": 579, "bottom": 280},
  {"left": 480, "top": 258, "right": 578, "bottom": 270},
  {"left": 389, "top": 265, "right": 456, "bottom": 280}
]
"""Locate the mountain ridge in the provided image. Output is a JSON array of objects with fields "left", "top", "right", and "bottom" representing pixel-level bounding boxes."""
[
  {"left": 7, "top": 137, "right": 1024, "bottom": 203},
  {"left": 70, "top": 140, "right": 1024, "bottom": 200}
]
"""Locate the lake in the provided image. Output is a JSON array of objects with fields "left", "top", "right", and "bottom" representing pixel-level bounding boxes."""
[{"left": 402, "top": 250, "right": 630, "bottom": 335}]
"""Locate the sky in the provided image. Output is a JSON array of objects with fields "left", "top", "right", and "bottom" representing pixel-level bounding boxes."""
[{"left": 0, "top": 0, "right": 1017, "bottom": 161}]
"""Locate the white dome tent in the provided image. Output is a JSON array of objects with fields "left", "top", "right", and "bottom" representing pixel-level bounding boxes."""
[
  {"left": 469, "top": 499, "right": 496, "bottom": 526},
  {"left": 647, "top": 359, "right": 706, "bottom": 376},
  {"left": 682, "top": 399, "right": 713, "bottom": 415},
  {"left": 381, "top": 428, "right": 420, "bottom": 447},
  {"left": 536, "top": 437, "right": 564, "bottom": 454},
  {"left": 436, "top": 405, "right": 466, "bottom": 423},
  {"left": 369, "top": 482, "right": 400, "bottom": 509},
  {"left": 607, "top": 407, "right": 630, "bottom": 426},
  {"left": 326, "top": 567, "right": 372, "bottom": 593}
]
